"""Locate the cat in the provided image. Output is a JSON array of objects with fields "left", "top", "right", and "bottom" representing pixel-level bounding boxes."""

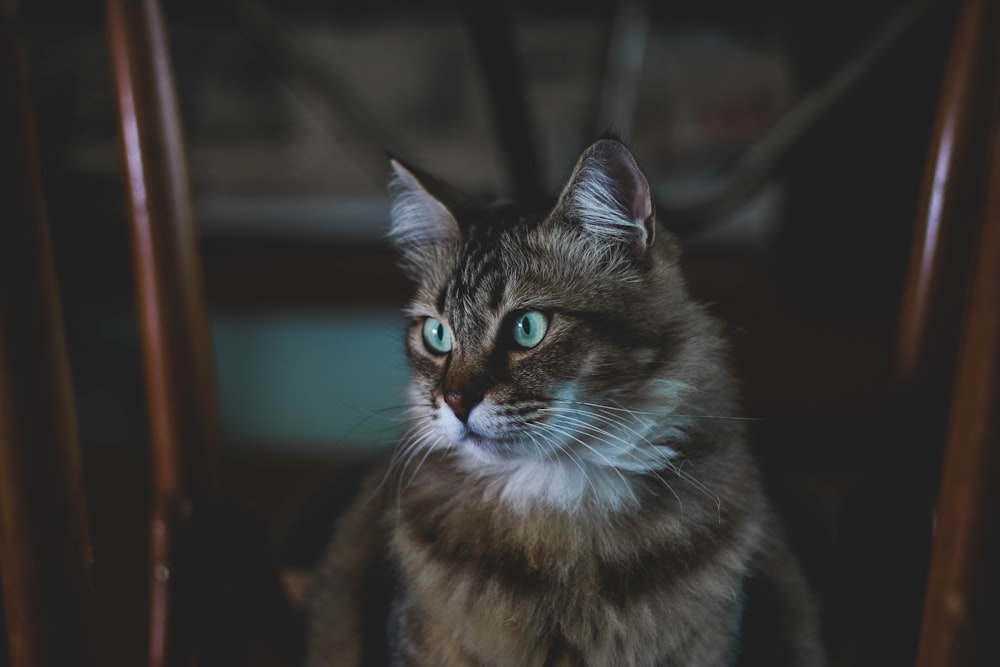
[{"left": 306, "top": 137, "right": 826, "bottom": 666}]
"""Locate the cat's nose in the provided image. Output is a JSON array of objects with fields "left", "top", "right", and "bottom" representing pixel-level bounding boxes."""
[{"left": 443, "top": 390, "right": 481, "bottom": 423}]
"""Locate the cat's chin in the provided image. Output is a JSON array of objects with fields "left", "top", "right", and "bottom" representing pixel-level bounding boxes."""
[
  {"left": 460, "top": 429, "right": 505, "bottom": 451},
  {"left": 441, "top": 425, "right": 547, "bottom": 467},
  {"left": 455, "top": 428, "right": 524, "bottom": 458}
]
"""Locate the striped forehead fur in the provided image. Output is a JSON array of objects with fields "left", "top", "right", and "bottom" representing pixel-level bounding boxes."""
[
  {"left": 403, "top": 221, "right": 642, "bottom": 320},
  {"left": 466, "top": 221, "right": 645, "bottom": 304}
]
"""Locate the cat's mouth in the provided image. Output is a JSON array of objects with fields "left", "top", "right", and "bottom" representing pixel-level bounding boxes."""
[{"left": 437, "top": 401, "right": 531, "bottom": 455}]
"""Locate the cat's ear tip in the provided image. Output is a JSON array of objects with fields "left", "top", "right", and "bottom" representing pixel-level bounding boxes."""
[
  {"left": 386, "top": 153, "right": 420, "bottom": 178},
  {"left": 387, "top": 155, "right": 406, "bottom": 173},
  {"left": 577, "top": 136, "right": 640, "bottom": 174},
  {"left": 388, "top": 157, "right": 422, "bottom": 187},
  {"left": 587, "top": 135, "right": 636, "bottom": 160},
  {"left": 595, "top": 128, "right": 628, "bottom": 146}
]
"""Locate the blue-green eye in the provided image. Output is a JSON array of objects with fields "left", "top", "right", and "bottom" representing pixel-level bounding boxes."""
[
  {"left": 422, "top": 317, "right": 452, "bottom": 354},
  {"left": 512, "top": 310, "right": 548, "bottom": 349}
]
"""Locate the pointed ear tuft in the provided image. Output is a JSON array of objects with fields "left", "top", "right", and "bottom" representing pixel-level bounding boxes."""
[
  {"left": 388, "top": 159, "right": 460, "bottom": 249},
  {"left": 556, "top": 139, "right": 655, "bottom": 256}
]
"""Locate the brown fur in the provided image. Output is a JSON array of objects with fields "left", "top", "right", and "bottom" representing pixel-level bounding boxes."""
[{"left": 386, "top": 452, "right": 763, "bottom": 666}]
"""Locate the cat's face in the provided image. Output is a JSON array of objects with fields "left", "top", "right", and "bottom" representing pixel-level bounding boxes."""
[{"left": 390, "top": 139, "right": 703, "bottom": 509}]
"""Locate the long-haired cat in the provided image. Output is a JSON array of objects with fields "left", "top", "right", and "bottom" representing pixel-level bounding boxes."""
[{"left": 307, "top": 137, "right": 826, "bottom": 666}]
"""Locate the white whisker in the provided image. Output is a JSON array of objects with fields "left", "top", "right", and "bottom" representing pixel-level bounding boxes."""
[
  {"left": 540, "top": 401, "right": 721, "bottom": 515},
  {"left": 535, "top": 421, "right": 632, "bottom": 491},
  {"left": 539, "top": 407, "right": 685, "bottom": 514}
]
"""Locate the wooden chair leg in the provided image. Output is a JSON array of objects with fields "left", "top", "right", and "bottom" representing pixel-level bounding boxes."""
[
  {"left": 106, "top": 1, "right": 302, "bottom": 665},
  {"left": 916, "top": 8, "right": 1000, "bottom": 663},
  {"left": 894, "top": 0, "right": 995, "bottom": 398},
  {"left": 0, "top": 5, "right": 103, "bottom": 666},
  {"left": 105, "top": 0, "right": 224, "bottom": 664}
]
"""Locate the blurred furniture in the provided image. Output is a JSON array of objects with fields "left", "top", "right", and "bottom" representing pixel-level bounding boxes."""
[
  {"left": 104, "top": 0, "right": 301, "bottom": 665},
  {"left": 2, "top": 0, "right": 306, "bottom": 666},
  {"left": 105, "top": 0, "right": 225, "bottom": 660},
  {"left": 821, "top": 0, "right": 999, "bottom": 665},
  {"left": 909, "top": 0, "right": 1000, "bottom": 663}
]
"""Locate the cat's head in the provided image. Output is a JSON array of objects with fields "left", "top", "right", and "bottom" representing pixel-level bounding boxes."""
[{"left": 389, "top": 138, "right": 719, "bottom": 509}]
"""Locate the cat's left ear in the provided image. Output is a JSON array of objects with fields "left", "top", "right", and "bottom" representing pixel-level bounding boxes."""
[{"left": 553, "top": 138, "right": 655, "bottom": 258}]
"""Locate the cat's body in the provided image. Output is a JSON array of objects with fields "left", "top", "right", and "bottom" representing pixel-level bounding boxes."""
[{"left": 307, "top": 138, "right": 825, "bottom": 666}]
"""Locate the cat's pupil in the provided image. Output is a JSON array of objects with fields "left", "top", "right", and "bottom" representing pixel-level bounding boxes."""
[{"left": 520, "top": 316, "right": 531, "bottom": 335}]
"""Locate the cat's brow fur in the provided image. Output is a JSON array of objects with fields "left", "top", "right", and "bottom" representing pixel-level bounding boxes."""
[{"left": 308, "top": 139, "right": 826, "bottom": 666}]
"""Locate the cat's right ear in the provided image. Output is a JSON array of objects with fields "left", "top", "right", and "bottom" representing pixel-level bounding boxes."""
[{"left": 388, "top": 159, "right": 461, "bottom": 256}]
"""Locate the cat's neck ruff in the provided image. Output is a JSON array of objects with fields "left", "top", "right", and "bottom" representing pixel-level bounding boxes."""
[{"left": 457, "top": 449, "right": 643, "bottom": 514}]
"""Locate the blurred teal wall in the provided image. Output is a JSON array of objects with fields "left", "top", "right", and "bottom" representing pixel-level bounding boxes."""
[{"left": 213, "top": 311, "right": 411, "bottom": 450}]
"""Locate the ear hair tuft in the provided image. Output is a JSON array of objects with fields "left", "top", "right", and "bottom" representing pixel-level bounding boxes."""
[{"left": 558, "top": 139, "right": 655, "bottom": 255}]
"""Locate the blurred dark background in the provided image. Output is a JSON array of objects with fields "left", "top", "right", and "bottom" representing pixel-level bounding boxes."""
[{"left": 6, "top": 0, "right": 965, "bottom": 664}]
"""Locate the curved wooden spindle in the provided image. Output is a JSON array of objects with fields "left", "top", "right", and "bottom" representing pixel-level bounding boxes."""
[
  {"left": 105, "top": 0, "right": 223, "bottom": 664},
  {"left": 915, "top": 3, "right": 1000, "bottom": 663}
]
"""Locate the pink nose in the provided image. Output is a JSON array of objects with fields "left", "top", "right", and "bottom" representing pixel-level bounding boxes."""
[{"left": 443, "top": 390, "right": 481, "bottom": 423}]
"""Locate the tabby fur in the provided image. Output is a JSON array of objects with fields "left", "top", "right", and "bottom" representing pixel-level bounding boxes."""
[{"left": 307, "top": 138, "right": 825, "bottom": 666}]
